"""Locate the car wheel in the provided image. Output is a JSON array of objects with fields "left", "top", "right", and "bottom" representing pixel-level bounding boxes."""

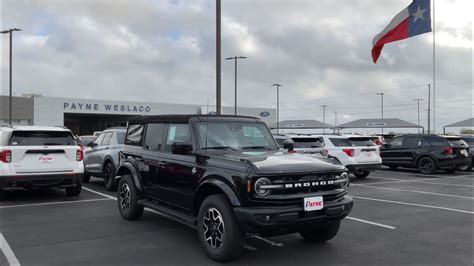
[
  {"left": 197, "top": 194, "right": 244, "bottom": 262},
  {"left": 83, "top": 173, "right": 91, "bottom": 183},
  {"left": 353, "top": 171, "right": 370, "bottom": 178},
  {"left": 418, "top": 157, "right": 437, "bottom": 174},
  {"left": 299, "top": 220, "right": 341, "bottom": 243},
  {"left": 66, "top": 184, "right": 82, "bottom": 196},
  {"left": 104, "top": 163, "right": 118, "bottom": 191},
  {"left": 117, "top": 175, "right": 144, "bottom": 220},
  {"left": 389, "top": 166, "right": 398, "bottom": 170}
]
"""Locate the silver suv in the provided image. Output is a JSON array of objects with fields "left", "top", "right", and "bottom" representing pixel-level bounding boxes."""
[{"left": 83, "top": 127, "right": 126, "bottom": 191}]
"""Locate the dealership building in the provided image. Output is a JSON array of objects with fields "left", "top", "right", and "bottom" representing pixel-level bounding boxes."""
[{"left": 0, "top": 95, "right": 276, "bottom": 135}]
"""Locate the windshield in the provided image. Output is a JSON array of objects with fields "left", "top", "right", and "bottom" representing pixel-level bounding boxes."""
[
  {"left": 9, "top": 131, "right": 76, "bottom": 146},
  {"left": 292, "top": 138, "right": 323, "bottom": 148},
  {"left": 196, "top": 122, "right": 278, "bottom": 151}
]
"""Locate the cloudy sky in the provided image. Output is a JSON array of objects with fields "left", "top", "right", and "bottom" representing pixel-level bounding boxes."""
[{"left": 1, "top": 0, "right": 472, "bottom": 133}]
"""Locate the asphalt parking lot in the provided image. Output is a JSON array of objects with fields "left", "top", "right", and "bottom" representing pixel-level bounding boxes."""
[{"left": 1, "top": 168, "right": 473, "bottom": 265}]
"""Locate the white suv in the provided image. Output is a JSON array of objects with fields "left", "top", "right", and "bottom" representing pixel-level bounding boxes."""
[
  {"left": 313, "top": 134, "right": 382, "bottom": 178},
  {"left": 0, "top": 126, "right": 84, "bottom": 200}
]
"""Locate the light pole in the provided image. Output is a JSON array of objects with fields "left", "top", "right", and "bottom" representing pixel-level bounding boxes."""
[
  {"left": 1, "top": 28, "right": 22, "bottom": 125},
  {"left": 333, "top": 111, "right": 338, "bottom": 134},
  {"left": 321, "top": 105, "right": 328, "bottom": 134},
  {"left": 427, "top": 84, "right": 431, "bottom": 134},
  {"left": 376, "top": 93, "right": 384, "bottom": 134},
  {"left": 225, "top": 56, "right": 247, "bottom": 115},
  {"left": 216, "top": 0, "right": 222, "bottom": 115},
  {"left": 271, "top": 84, "right": 282, "bottom": 134},
  {"left": 413, "top": 98, "right": 424, "bottom": 134}
]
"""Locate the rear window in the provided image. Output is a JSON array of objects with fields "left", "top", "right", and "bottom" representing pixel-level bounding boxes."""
[
  {"left": 349, "top": 137, "right": 375, "bottom": 146},
  {"left": 116, "top": 132, "right": 126, "bottom": 145},
  {"left": 292, "top": 138, "right": 323, "bottom": 148},
  {"left": 329, "top": 138, "right": 352, "bottom": 147},
  {"left": 125, "top": 124, "right": 144, "bottom": 145},
  {"left": 421, "top": 136, "right": 448, "bottom": 146},
  {"left": 9, "top": 131, "right": 76, "bottom": 146},
  {"left": 462, "top": 137, "right": 474, "bottom": 145},
  {"left": 446, "top": 138, "right": 468, "bottom": 147}
]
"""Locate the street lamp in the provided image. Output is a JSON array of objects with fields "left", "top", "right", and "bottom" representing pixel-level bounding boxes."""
[
  {"left": 413, "top": 98, "right": 424, "bottom": 134},
  {"left": 271, "top": 84, "right": 282, "bottom": 134},
  {"left": 333, "top": 111, "right": 338, "bottom": 134},
  {"left": 216, "top": 0, "right": 222, "bottom": 115},
  {"left": 225, "top": 56, "right": 247, "bottom": 115},
  {"left": 376, "top": 93, "right": 384, "bottom": 134},
  {"left": 1, "top": 28, "right": 22, "bottom": 125},
  {"left": 321, "top": 105, "right": 328, "bottom": 134}
]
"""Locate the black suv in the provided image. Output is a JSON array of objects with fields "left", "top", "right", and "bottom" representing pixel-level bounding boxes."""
[
  {"left": 115, "top": 115, "right": 353, "bottom": 261},
  {"left": 380, "top": 134, "right": 470, "bottom": 174}
]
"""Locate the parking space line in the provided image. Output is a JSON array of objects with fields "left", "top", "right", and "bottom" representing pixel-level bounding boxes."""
[
  {"left": 0, "top": 233, "right": 20, "bottom": 266},
  {"left": 364, "top": 176, "right": 401, "bottom": 181},
  {"left": 346, "top": 217, "right": 396, "bottom": 230},
  {"left": 0, "top": 198, "right": 111, "bottom": 209},
  {"left": 411, "top": 181, "right": 474, "bottom": 188},
  {"left": 352, "top": 195, "right": 474, "bottom": 215},
  {"left": 360, "top": 176, "right": 473, "bottom": 186},
  {"left": 378, "top": 170, "right": 473, "bottom": 179},
  {"left": 352, "top": 184, "right": 474, "bottom": 200},
  {"left": 83, "top": 187, "right": 116, "bottom": 200}
]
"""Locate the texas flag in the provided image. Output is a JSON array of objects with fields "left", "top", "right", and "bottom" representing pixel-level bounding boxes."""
[{"left": 371, "top": 0, "right": 432, "bottom": 63}]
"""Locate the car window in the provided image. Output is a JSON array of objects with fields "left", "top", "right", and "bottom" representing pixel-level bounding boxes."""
[
  {"left": 94, "top": 133, "right": 105, "bottom": 145},
  {"left": 102, "top": 133, "right": 113, "bottom": 146},
  {"left": 421, "top": 136, "right": 448, "bottom": 147},
  {"left": 9, "top": 130, "right": 76, "bottom": 146},
  {"left": 145, "top": 123, "right": 165, "bottom": 150},
  {"left": 349, "top": 137, "right": 375, "bottom": 147},
  {"left": 329, "top": 138, "right": 352, "bottom": 147},
  {"left": 389, "top": 137, "right": 403, "bottom": 147},
  {"left": 165, "top": 124, "right": 191, "bottom": 152},
  {"left": 401, "top": 136, "right": 420, "bottom": 147},
  {"left": 125, "top": 124, "right": 144, "bottom": 145},
  {"left": 446, "top": 138, "right": 468, "bottom": 147},
  {"left": 81, "top": 137, "right": 95, "bottom": 146},
  {"left": 462, "top": 137, "right": 474, "bottom": 145},
  {"left": 116, "top": 132, "right": 126, "bottom": 145},
  {"left": 292, "top": 138, "right": 323, "bottom": 148}
]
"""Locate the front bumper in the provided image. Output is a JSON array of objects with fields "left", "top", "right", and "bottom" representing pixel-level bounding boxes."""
[
  {"left": 234, "top": 195, "right": 353, "bottom": 236},
  {"left": 345, "top": 163, "right": 381, "bottom": 173},
  {"left": 0, "top": 173, "right": 83, "bottom": 191}
]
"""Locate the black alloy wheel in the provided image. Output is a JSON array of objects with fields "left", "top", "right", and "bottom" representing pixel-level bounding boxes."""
[
  {"left": 104, "top": 163, "right": 118, "bottom": 191},
  {"left": 418, "top": 157, "right": 437, "bottom": 174}
]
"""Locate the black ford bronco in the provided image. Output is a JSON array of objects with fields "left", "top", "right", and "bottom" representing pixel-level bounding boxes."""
[{"left": 115, "top": 115, "right": 353, "bottom": 261}]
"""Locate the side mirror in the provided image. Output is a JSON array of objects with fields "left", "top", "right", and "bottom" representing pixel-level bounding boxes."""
[
  {"left": 283, "top": 139, "right": 294, "bottom": 152},
  {"left": 172, "top": 142, "right": 193, "bottom": 155}
]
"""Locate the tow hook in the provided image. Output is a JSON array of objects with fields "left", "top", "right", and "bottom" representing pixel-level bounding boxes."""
[{"left": 250, "top": 235, "right": 284, "bottom": 247}]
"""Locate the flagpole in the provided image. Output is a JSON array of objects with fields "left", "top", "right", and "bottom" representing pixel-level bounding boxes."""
[{"left": 432, "top": 0, "right": 436, "bottom": 133}]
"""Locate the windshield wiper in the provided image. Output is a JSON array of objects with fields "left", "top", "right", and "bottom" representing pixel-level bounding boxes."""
[
  {"left": 202, "top": 146, "right": 238, "bottom": 151},
  {"left": 242, "top": 146, "right": 273, "bottom": 150}
]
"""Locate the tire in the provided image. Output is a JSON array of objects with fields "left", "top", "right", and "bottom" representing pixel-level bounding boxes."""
[
  {"left": 66, "top": 184, "right": 82, "bottom": 196},
  {"left": 353, "top": 171, "right": 370, "bottom": 179},
  {"left": 418, "top": 156, "right": 437, "bottom": 175},
  {"left": 299, "top": 220, "right": 341, "bottom": 243},
  {"left": 197, "top": 194, "right": 245, "bottom": 262},
  {"left": 389, "top": 166, "right": 398, "bottom": 170},
  {"left": 117, "top": 175, "right": 144, "bottom": 221},
  {"left": 82, "top": 173, "right": 91, "bottom": 183},
  {"left": 104, "top": 162, "right": 118, "bottom": 191}
]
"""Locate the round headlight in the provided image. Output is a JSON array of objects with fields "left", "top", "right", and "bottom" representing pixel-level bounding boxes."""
[
  {"left": 341, "top": 172, "right": 349, "bottom": 180},
  {"left": 254, "top": 177, "right": 272, "bottom": 197},
  {"left": 340, "top": 172, "right": 349, "bottom": 188}
]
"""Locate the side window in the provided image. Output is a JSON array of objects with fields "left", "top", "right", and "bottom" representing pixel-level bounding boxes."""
[
  {"left": 389, "top": 137, "right": 403, "bottom": 147},
  {"left": 144, "top": 123, "right": 165, "bottom": 150},
  {"left": 94, "top": 133, "right": 105, "bottom": 145},
  {"left": 165, "top": 124, "right": 191, "bottom": 152},
  {"left": 125, "top": 124, "right": 144, "bottom": 145},
  {"left": 102, "top": 133, "right": 113, "bottom": 146},
  {"left": 401, "top": 136, "right": 420, "bottom": 147},
  {"left": 421, "top": 136, "right": 448, "bottom": 147}
]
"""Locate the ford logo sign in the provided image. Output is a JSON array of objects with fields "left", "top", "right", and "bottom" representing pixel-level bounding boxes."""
[{"left": 259, "top": 111, "right": 270, "bottom": 117}]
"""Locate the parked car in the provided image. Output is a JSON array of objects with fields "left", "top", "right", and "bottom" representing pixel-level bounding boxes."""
[
  {"left": 380, "top": 134, "right": 470, "bottom": 174},
  {"left": 83, "top": 127, "right": 126, "bottom": 190},
  {"left": 459, "top": 135, "right": 473, "bottom": 171},
  {"left": 92, "top": 131, "right": 102, "bottom": 137},
  {"left": 76, "top": 135, "right": 96, "bottom": 149},
  {"left": 0, "top": 126, "right": 84, "bottom": 200},
  {"left": 311, "top": 134, "right": 382, "bottom": 178},
  {"left": 369, "top": 135, "right": 385, "bottom": 146},
  {"left": 286, "top": 134, "right": 328, "bottom": 157},
  {"left": 116, "top": 115, "right": 353, "bottom": 262}
]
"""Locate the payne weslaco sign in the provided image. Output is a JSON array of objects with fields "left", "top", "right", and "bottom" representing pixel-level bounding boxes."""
[
  {"left": 366, "top": 122, "right": 387, "bottom": 127},
  {"left": 63, "top": 101, "right": 151, "bottom": 113}
]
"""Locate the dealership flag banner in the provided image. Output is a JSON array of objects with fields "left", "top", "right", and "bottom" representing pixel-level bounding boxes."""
[{"left": 371, "top": 0, "right": 432, "bottom": 63}]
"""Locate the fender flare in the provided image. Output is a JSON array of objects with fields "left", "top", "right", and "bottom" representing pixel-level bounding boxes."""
[
  {"left": 415, "top": 153, "right": 438, "bottom": 165},
  {"left": 195, "top": 178, "right": 242, "bottom": 209},
  {"left": 116, "top": 161, "right": 143, "bottom": 192},
  {"left": 102, "top": 155, "right": 115, "bottom": 171}
]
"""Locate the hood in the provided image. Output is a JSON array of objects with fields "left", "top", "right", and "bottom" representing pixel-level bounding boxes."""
[{"left": 219, "top": 151, "right": 346, "bottom": 174}]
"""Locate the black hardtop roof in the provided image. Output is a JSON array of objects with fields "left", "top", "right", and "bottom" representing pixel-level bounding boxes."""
[{"left": 128, "top": 114, "right": 261, "bottom": 124}]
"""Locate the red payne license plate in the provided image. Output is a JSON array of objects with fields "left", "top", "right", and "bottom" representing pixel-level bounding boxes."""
[{"left": 304, "top": 196, "right": 324, "bottom": 212}]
